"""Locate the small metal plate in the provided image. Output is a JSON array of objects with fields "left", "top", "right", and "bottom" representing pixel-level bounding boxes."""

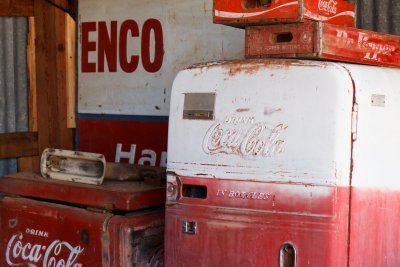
[
  {"left": 371, "top": 94, "right": 386, "bottom": 107},
  {"left": 183, "top": 93, "right": 215, "bottom": 120}
]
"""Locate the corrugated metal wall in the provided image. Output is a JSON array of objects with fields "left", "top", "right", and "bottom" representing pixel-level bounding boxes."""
[
  {"left": 0, "top": 17, "right": 28, "bottom": 176},
  {"left": 353, "top": 0, "right": 400, "bottom": 35}
]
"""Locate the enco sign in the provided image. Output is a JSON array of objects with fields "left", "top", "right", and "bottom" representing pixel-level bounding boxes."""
[
  {"left": 78, "top": 0, "right": 243, "bottom": 116},
  {"left": 81, "top": 19, "right": 163, "bottom": 73}
]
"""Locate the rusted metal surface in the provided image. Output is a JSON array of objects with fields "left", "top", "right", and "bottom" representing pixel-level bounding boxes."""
[
  {"left": 107, "top": 212, "right": 164, "bottom": 266},
  {"left": 245, "top": 22, "right": 400, "bottom": 68},
  {"left": 171, "top": 176, "right": 339, "bottom": 216},
  {"left": 106, "top": 162, "right": 166, "bottom": 185},
  {"left": 0, "top": 172, "right": 165, "bottom": 211},
  {"left": 213, "top": 0, "right": 356, "bottom": 27},
  {"left": 0, "top": 196, "right": 164, "bottom": 267},
  {"left": 165, "top": 177, "right": 350, "bottom": 266},
  {"left": 40, "top": 148, "right": 107, "bottom": 185}
]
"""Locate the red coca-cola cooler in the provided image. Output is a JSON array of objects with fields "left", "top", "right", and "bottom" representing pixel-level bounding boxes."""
[{"left": 0, "top": 172, "right": 165, "bottom": 266}]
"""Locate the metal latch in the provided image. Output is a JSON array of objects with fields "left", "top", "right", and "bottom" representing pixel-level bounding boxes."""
[
  {"left": 182, "top": 220, "right": 197, "bottom": 235},
  {"left": 351, "top": 103, "right": 358, "bottom": 141}
]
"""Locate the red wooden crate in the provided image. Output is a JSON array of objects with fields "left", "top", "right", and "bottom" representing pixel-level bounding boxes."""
[
  {"left": 245, "top": 22, "right": 400, "bottom": 68},
  {"left": 214, "top": 0, "right": 356, "bottom": 27}
]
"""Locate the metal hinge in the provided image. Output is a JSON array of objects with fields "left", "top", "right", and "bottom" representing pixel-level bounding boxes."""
[
  {"left": 182, "top": 220, "right": 197, "bottom": 235},
  {"left": 351, "top": 103, "right": 358, "bottom": 141}
]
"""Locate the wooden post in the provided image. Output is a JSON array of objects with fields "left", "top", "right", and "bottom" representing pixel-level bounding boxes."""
[
  {"left": 34, "top": 0, "right": 74, "bottom": 157},
  {"left": 18, "top": 17, "right": 39, "bottom": 172},
  {"left": 66, "top": 15, "right": 76, "bottom": 129}
]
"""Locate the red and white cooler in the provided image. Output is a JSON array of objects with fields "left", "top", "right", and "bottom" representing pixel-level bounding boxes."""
[
  {"left": 165, "top": 59, "right": 400, "bottom": 266},
  {"left": 0, "top": 172, "right": 165, "bottom": 267}
]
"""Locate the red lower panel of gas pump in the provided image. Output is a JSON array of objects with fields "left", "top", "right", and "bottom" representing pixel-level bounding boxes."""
[{"left": 165, "top": 177, "right": 350, "bottom": 266}]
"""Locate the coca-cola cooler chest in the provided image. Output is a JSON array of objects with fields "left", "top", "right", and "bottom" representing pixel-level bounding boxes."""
[{"left": 0, "top": 172, "right": 165, "bottom": 267}]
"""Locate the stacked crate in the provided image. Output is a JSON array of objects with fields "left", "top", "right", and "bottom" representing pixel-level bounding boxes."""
[{"left": 213, "top": 0, "right": 400, "bottom": 68}]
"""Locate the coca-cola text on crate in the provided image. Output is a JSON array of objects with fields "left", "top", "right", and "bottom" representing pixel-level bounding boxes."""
[{"left": 213, "top": 0, "right": 356, "bottom": 27}]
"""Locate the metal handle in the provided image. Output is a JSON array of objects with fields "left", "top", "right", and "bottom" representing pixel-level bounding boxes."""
[{"left": 182, "top": 220, "right": 197, "bottom": 235}]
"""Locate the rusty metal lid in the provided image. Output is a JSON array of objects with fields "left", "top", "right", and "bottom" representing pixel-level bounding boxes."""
[{"left": 0, "top": 172, "right": 165, "bottom": 212}]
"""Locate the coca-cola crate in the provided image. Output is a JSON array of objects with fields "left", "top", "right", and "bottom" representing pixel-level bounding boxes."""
[
  {"left": 245, "top": 22, "right": 400, "bottom": 68},
  {"left": 214, "top": 0, "right": 356, "bottom": 28}
]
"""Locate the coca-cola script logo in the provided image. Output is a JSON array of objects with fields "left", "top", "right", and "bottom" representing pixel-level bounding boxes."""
[
  {"left": 6, "top": 233, "right": 84, "bottom": 267},
  {"left": 203, "top": 116, "right": 288, "bottom": 157},
  {"left": 318, "top": 0, "right": 337, "bottom": 15}
]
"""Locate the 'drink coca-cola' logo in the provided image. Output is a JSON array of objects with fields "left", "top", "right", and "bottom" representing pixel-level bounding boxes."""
[
  {"left": 203, "top": 116, "right": 288, "bottom": 157},
  {"left": 318, "top": 0, "right": 338, "bottom": 15},
  {"left": 5, "top": 233, "right": 84, "bottom": 267}
]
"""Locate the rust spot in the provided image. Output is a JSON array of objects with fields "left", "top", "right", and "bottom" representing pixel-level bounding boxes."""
[
  {"left": 9, "top": 218, "right": 18, "bottom": 228},
  {"left": 187, "top": 59, "right": 325, "bottom": 77},
  {"left": 80, "top": 229, "right": 90, "bottom": 245},
  {"left": 264, "top": 107, "right": 282, "bottom": 115},
  {"left": 236, "top": 108, "right": 250, "bottom": 112},
  {"left": 226, "top": 62, "right": 265, "bottom": 76}
]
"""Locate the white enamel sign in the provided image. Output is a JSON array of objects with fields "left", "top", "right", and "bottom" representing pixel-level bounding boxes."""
[{"left": 78, "top": 0, "right": 244, "bottom": 116}]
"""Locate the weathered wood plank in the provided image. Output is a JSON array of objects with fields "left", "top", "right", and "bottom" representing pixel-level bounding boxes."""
[
  {"left": 18, "top": 156, "right": 40, "bottom": 172},
  {"left": 27, "top": 17, "right": 37, "bottom": 132},
  {"left": 66, "top": 14, "right": 76, "bottom": 129},
  {"left": 0, "top": 0, "right": 34, "bottom": 17},
  {"left": 0, "top": 132, "right": 38, "bottom": 159},
  {"left": 54, "top": 6, "right": 74, "bottom": 147},
  {"left": 18, "top": 17, "right": 40, "bottom": 172},
  {"left": 34, "top": 0, "right": 74, "bottom": 156}
]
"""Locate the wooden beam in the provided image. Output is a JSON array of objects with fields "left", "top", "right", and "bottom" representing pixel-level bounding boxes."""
[
  {"left": 66, "top": 14, "right": 76, "bottom": 129},
  {"left": 0, "top": 0, "right": 34, "bottom": 17},
  {"left": 0, "top": 132, "right": 38, "bottom": 159},
  {"left": 17, "top": 17, "right": 40, "bottom": 172},
  {"left": 34, "top": 0, "right": 74, "bottom": 156},
  {"left": 54, "top": 4, "right": 75, "bottom": 146},
  {"left": 27, "top": 17, "right": 37, "bottom": 132}
]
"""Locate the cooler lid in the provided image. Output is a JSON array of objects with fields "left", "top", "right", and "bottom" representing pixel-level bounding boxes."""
[
  {"left": 168, "top": 59, "right": 355, "bottom": 186},
  {"left": 0, "top": 172, "right": 165, "bottom": 211}
]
